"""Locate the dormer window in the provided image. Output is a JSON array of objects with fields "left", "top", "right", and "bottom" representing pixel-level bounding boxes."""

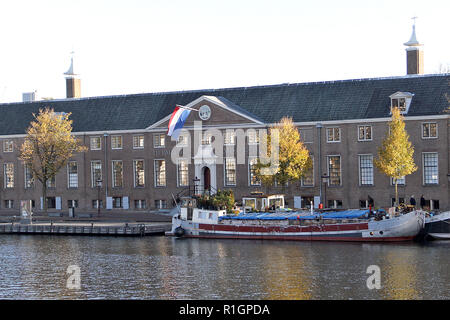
[{"left": 389, "top": 92, "right": 414, "bottom": 114}]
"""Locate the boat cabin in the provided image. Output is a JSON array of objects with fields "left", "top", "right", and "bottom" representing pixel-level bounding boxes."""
[
  {"left": 242, "top": 193, "right": 285, "bottom": 212},
  {"left": 179, "top": 196, "right": 227, "bottom": 224}
]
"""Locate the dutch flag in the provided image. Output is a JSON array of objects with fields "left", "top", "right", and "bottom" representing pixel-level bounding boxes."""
[{"left": 167, "top": 105, "right": 191, "bottom": 140}]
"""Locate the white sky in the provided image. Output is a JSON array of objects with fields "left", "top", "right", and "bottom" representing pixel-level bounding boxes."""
[{"left": 0, "top": 0, "right": 449, "bottom": 103}]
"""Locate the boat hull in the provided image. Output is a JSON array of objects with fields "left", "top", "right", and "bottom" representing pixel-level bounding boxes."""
[
  {"left": 415, "top": 211, "right": 450, "bottom": 240},
  {"left": 169, "top": 210, "right": 425, "bottom": 242}
]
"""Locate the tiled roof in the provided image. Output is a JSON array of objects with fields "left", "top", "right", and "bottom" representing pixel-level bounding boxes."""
[{"left": 0, "top": 74, "right": 448, "bottom": 135}]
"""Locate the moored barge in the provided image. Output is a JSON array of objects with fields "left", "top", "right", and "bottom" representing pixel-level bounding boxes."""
[{"left": 167, "top": 197, "right": 426, "bottom": 242}]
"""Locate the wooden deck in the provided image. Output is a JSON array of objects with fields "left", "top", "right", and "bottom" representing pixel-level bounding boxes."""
[{"left": 0, "top": 222, "right": 171, "bottom": 237}]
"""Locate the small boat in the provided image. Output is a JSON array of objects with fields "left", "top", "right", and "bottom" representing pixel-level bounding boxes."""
[
  {"left": 415, "top": 211, "right": 450, "bottom": 241},
  {"left": 167, "top": 196, "right": 426, "bottom": 242}
]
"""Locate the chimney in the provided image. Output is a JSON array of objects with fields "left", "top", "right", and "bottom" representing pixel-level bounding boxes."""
[
  {"left": 404, "top": 18, "right": 424, "bottom": 75},
  {"left": 64, "top": 51, "right": 81, "bottom": 98},
  {"left": 22, "top": 90, "right": 38, "bottom": 102}
]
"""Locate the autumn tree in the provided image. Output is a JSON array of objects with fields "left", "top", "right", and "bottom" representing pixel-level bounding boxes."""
[
  {"left": 20, "top": 108, "right": 87, "bottom": 214},
  {"left": 255, "top": 117, "right": 312, "bottom": 189},
  {"left": 374, "top": 107, "right": 417, "bottom": 207}
]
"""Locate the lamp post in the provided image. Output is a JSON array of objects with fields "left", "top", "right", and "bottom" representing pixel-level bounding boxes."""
[
  {"left": 96, "top": 179, "right": 102, "bottom": 216},
  {"left": 193, "top": 177, "right": 200, "bottom": 196},
  {"left": 321, "top": 174, "right": 329, "bottom": 209}
]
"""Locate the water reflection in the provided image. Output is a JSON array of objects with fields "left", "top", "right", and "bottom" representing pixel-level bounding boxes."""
[{"left": 0, "top": 235, "right": 448, "bottom": 299}]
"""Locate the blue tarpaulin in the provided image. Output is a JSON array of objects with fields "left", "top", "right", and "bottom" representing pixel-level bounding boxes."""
[{"left": 219, "top": 209, "right": 369, "bottom": 221}]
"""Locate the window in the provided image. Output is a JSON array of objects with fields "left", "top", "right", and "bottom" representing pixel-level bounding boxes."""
[
  {"left": 155, "top": 199, "right": 167, "bottom": 209},
  {"left": 46, "top": 197, "right": 56, "bottom": 209},
  {"left": 46, "top": 176, "right": 55, "bottom": 188},
  {"left": 327, "top": 156, "right": 341, "bottom": 186},
  {"left": 327, "top": 200, "right": 343, "bottom": 209},
  {"left": 134, "top": 200, "right": 146, "bottom": 209},
  {"left": 111, "top": 135, "right": 123, "bottom": 149},
  {"left": 326, "top": 127, "right": 340, "bottom": 142},
  {"left": 224, "top": 130, "right": 235, "bottom": 145},
  {"left": 153, "top": 134, "right": 165, "bottom": 148},
  {"left": 391, "top": 176, "right": 405, "bottom": 185},
  {"left": 112, "top": 160, "right": 123, "bottom": 188},
  {"left": 177, "top": 159, "right": 189, "bottom": 187},
  {"left": 90, "top": 136, "right": 101, "bottom": 150},
  {"left": 423, "top": 153, "right": 438, "bottom": 184},
  {"left": 225, "top": 158, "right": 236, "bottom": 186},
  {"left": 359, "top": 155, "right": 373, "bottom": 186},
  {"left": 177, "top": 133, "right": 188, "bottom": 146},
  {"left": 391, "top": 97, "right": 406, "bottom": 112},
  {"left": 392, "top": 198, "right": 405, "bottom": 207},
  {"left": 24, "top": 164, "right": 34, "bottom": 189},
  {"left": 422, "top": 123, "right": 437, "bottom": 139},
  {"left": 301, "top": 157, "right": 314, "bottom": 187},
  {"left": 133, "top": 135, "right": 144, "bottom": 149},
  {"left": 247, "top": 129, "right": 260, "bottom": 144},
  {"left": 133, "top": 160, "right": 145, "bottom": 187},
  {"left": 112, "top": 197, "right": 122, "bottom": 208},
  {"left": 92, "top": 200, "right": 103, "bottom": 209},
  {"left": 67, "top": 161, "right": 78, "bottom": 188},
  {"left": 91, "top": 160, "right": 102, "bottom": 188},
  {"left": 358, "top": 125, "right": 372, "bottom": 141},
  {"left": 201, "top": 132, "right": 212, "bottom": 145},
  {"left": 4, "top": 200, "right": 14, "bottom": 209},
  {"left": 389, "top": 92, "right": 414, "bottom": 114},
  {"left": 67, "top": 200, "right": 78, "bottom": 208},
  {"left": 154, "top": 160, "right": 166, "bottom": 187},
  {"left": 248, "top": 158, "right": 261, "bottom": 186},
  {"left": 3, "top": 140, "right": 13, "bottom": 152},
  {"left": 4, "top": 163, "right": 14, "bottom": 188}
]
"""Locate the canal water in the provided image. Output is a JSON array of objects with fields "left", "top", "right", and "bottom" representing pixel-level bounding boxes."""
[{"left": 0, "top": 235, "right": 448, "bottom": 300}]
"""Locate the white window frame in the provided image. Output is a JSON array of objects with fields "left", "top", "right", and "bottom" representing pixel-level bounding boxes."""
[
  {"left": 247, "top": 129, "right": 260, "bottom": 145},
  {"left": 90, "top": 136, "right": 102, "bottom": 150},
  {"left": 67, "top": 161, "right": 78, "bottom": 188},
  {"left": 301, "top": 156, "right": 314, "bottom": 187},
  {"left": 422, "top": 152, "right": 439, "bottom": 185},
  {"left": 248, "top": 157, "right": 261, "bottom": 186},
  {"left": 421, "top": 122, "right": 438, "bottom": 139},
  {"left": 177, "top": 133, "right": 188, "bottom": 147},
  {"left": 133, "top": 135, "right": 145, "bottom": 149},
  {"left": 326, "top": 127, "right": 341, "bottom": 143},
  {"left": 177, "top": 158, "right": 189, "bottom": 187},
  {"left": 3, "top": 140, "right": 14, "bottom": 153},
  {"left": 112, "top": 160, "right": 123, "bottom": 188},
  {"left": 391, "top": 176, "right": 406, "bottom": 186},
  {"left": 154, "top": 159, "right": 166, "bottom": 187},
  {"left": 224, "top": 130, "right": 236, "bottom": 145},
  {"left": 134, "top": 199, "right": 146, "bottom": 209},
  {"left": 91, "top": 160, "right": 102, "bottom": 188},
  {"left": 153, "top": 134, "right": 165, "bottom": 148},
  {"left": 24, "top": 164, "right": 34, "bottom": 189},
  {"left": 357, "top": 125, "right": 372, "bottom": 141},
  {"left": 224, "top": 157, "right": 237, "bottom": 186},
  {"left": 327, "top": 155, "right": 342, "bottom": 186},
  {"left": 4, "top": 163, "right": 14, "bottom": 188},
  {"left": 133, "top": 159, "right": 145, "bottom": 188},
  {"left": 111, "top": 135, "right": 123, "bottom": 150},
  {"left": 358, "top": 154, "right": 374, "bottom": 186}
]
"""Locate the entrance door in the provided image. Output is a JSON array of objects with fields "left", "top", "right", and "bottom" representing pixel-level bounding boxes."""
[{"left": 203, "top": 167, "right": 211, "bottom": 191}]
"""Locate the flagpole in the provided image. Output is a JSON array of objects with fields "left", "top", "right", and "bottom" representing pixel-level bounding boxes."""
[{"left": 176, "top": 104, "right": 199, "bottom": 112}]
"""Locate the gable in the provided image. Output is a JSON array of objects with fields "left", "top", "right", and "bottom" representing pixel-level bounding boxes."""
[{"left": 148, "top": 95, "right": 265, "bottom": 130}]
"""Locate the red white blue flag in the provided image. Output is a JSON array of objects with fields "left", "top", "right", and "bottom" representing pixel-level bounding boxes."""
[{"left": 167, "top": 106, "right": 191, "bottom": 140}]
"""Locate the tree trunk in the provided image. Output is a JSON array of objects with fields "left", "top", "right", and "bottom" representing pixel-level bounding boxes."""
[
  {"left": 42, "top": 180, "right": 48, "bottom": 215},
  {"left": 394, "top": 178, "right": 398, "bottom": 208}
]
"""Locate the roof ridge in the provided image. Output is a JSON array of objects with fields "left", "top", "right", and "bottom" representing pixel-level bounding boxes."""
[{"left": 1, "top": 73, "right": 448, "bottom": 107}]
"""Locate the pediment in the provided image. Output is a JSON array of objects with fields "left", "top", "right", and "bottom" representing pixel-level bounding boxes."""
[{"left": 147, "top": 95, "right": 264, "bottom": 130}]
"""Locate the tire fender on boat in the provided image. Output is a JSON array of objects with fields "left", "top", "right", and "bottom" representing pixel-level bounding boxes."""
[{"left": 174, "top": 226, "right": 185, "bottom": 237}]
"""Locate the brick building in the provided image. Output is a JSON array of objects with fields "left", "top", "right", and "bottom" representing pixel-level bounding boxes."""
[{"left": 0, "top": 26, "right": 449, "bottom": 213}]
